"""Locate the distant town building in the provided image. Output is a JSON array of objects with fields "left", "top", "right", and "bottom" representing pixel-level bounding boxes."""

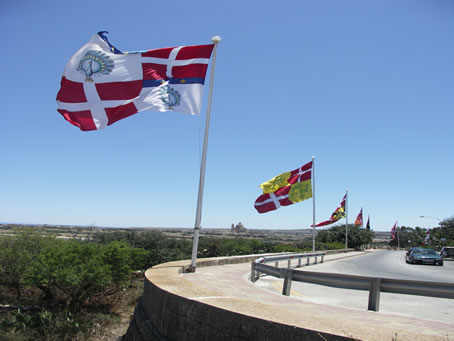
[{"left": 231, "top": 222, "right": 246, "bottom": 233}]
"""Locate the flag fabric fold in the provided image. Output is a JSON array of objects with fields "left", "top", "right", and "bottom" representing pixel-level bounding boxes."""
[
  {"left": 366, "top": 215, "right": 370, "bottom": 230},
  {"left": 313, "top": 193, "right": 346, "bottom": 227},
  {"left": 57, "top": 32, "right": 214, "bottom": 131},
  {"left": 254, "top": 161, "right": 312, "bottom": 214},
  {"left": 354, "top": 208, "right": 363, "bottom": 227}
]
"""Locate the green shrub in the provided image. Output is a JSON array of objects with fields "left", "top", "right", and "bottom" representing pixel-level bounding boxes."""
[
  {"left": 25, "top": 240, "right": 112, "bottom": 309},
  {"left": 0, "top": 229, "right": 55, "bottom": 298}
]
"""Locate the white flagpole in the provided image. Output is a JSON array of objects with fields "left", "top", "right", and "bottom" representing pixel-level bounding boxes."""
[
  {"left": 345, "top": 190, "right": 349, "bottom": 249},
  {"left": 188, "top": 36, "right": 221, "bottom": 272},
  {"left": 312, "top": 156, "right": 316, "bottom": 251},
  {"left": 397, "top": 221, "right": 400, "bottom": 249}
]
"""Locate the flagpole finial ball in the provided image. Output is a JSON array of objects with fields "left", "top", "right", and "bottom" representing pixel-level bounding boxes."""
[{"left": 211, "top": 36, "right": 221, "bottom": 43}]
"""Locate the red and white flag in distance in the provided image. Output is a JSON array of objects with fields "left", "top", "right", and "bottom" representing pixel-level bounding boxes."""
[
  {"left": 313, "top": 193, "right": 347, "bottom": 227},
  {"left": 391, "top": 222, "right": 397, "bottom": 240},
  {"left": 354, "top": 208, "right": 363, "bottom": 227},
  {"left": 423, "top": 230, "right": 430, "bottom": 245},
  {"left": 57, "top": 31, "right": 214, "bottom": 131}
]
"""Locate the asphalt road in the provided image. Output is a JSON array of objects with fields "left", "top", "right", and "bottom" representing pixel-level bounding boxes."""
[
  {"left": 302, "top": 250, "right": 454, "bottom": 282},
  {"left": 254, "top": 250, "right": 454, "bottom": 323}
]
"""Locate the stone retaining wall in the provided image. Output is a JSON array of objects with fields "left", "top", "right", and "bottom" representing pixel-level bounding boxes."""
[{"left": 122, "top": 252, "right": 355, "bottom": 341}]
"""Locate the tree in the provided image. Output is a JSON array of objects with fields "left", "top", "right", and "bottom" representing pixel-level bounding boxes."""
[
  {"left": 388, "top": 226, "right": 425, "bottom": 248},
  {"left": 439, "top": 216, "right": 454, "bottom": 242},
  {"left": 316, "top": 224, "right": 374, "bottom": 249}
]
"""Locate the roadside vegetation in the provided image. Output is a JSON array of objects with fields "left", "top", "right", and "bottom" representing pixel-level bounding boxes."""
[{"left": 0, "top": 224, "right": 374, "bottom": 340}]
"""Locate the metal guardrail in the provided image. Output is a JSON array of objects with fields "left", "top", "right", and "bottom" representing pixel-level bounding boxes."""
[
  {"left": 251, "top": 252, "right": 326, "bottom": 283},
  {"left": 251, "top": 261, "right": 454, "bottom": 312}
]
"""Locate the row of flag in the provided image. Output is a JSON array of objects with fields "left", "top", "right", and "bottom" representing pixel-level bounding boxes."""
[
  {"left": 56, "top": 34, "right": 368, "bottom": 230},
  {"left": 254, "top": 161, "right": 371, "bottom": 229}
]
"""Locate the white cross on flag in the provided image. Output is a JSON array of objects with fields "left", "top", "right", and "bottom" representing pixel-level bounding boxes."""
[{"left": 57, "top": 32, "right": 214, "bottom": 131}]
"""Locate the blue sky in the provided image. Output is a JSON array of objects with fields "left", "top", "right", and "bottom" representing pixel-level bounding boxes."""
[{"left": 1, "top": 0, "right": 453, "bottom": 231}]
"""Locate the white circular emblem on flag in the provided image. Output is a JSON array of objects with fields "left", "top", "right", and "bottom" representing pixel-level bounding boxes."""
[
  {"left": 77, "top": 50, "right": 114, "bottom": 82},
  {"left": 160, "top": 85, "right": 181, "bottom": 109}
]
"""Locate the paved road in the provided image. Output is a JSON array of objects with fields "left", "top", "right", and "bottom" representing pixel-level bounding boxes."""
[
  {"left": 300, "top": 250, "right": 454, "bottom": 282},
  {"left": 256, "top": 250, "right": 454, "bottom": 323}
]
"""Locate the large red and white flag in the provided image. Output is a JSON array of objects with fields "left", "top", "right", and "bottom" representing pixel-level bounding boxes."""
[{"left": 57, "top": 32, "right": 214, "bottom": 131}]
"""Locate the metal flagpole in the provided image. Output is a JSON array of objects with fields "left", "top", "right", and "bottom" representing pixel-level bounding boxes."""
[
  {"left": 345, "top": 190, "right": 348, "bottom": 249},
  {"left": 397, "top": 221, "right": 400, "bottom": 249},
  {"left": 361, "top": 208, "right": 364, "bottom": 228},
  {"left": 312, "top": 156, "right": 316, "bottom": 251},
  {"left": 187, "top": 36, "right": 221, "bottom": 273}
]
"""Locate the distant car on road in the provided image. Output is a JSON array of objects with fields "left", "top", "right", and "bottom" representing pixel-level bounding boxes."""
[
  {"left": 406, "top": 248, "right": 443, "bottom": 266},
  {"left": 441, "top": 247, "right": 454, "bottom": 259}
]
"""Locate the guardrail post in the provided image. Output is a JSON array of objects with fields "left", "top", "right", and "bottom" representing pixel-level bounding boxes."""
[
  {"left": 298, "top": 258, "right": 302, "bottom": 267},
  {"left": 287, "top": 259, "right": 291, "bottom": 268},
  {"left": 275, "top": 261, "right": 279, "bottom": 268},
  {"left": 321, "top": 255, "right": 324, "bottom": 263},
  {"left": 306, "top": 258, "right": 310, "bottom": 266},
  {"left": 282, "top": 269, "right": 293, "bottom": 296},
  {"left": 251, "top": 262, "right": 256, "bottom": 283},
  {"left": 314, "top": 256, "right": 318, "bottom": 264},
  {"left": 368, "top": 278, "right": 381, "bottom": 312}
]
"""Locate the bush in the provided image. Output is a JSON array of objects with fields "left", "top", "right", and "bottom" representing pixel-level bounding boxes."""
[
  {"left": 0, "top": 229, "right": 55, "bottom": 298},
  {"left": 25, "top": 240, "right": 113, "bottom": 309}
]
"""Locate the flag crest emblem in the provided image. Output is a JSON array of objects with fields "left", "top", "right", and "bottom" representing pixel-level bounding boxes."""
[
  {"left": 77, "top": 50, "right": 114, "bottom": 81},
  {"left": 288, "top": 181, "right": 312, "bottom": 203},
  {"left": 160, "top": 85, "right": 181, "bottom": 109}
]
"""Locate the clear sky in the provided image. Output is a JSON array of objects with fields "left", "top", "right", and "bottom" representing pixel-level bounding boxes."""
[{"left": 1, "top": 0, "right": 453, "bottom": 232}]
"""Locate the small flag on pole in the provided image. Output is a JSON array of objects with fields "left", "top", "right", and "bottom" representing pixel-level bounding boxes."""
[
  {"left": 391, "top": 222, "right": 397, "bottom": 240},
  {"left": 366, "top": 215, "right": 370, "bottom": 230},
  {"left": 354, "top": 208, "right": 363, "bottom": 227},
  {"left": 423, "top": 230, "right": 430, "bottom": 245},
  {"left": 57, "top": 32, "right": 214, "bottom": 131},
  {"left": 254, "top": 161, "right": 312, "bottom": 214},
  {"left": 313, "top": 193, "right": 346, "bottom": 227}
]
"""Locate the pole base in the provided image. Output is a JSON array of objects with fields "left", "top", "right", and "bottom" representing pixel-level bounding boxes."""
[{"left": 185, "top": 265, "right": 196, "bottom": 273}]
